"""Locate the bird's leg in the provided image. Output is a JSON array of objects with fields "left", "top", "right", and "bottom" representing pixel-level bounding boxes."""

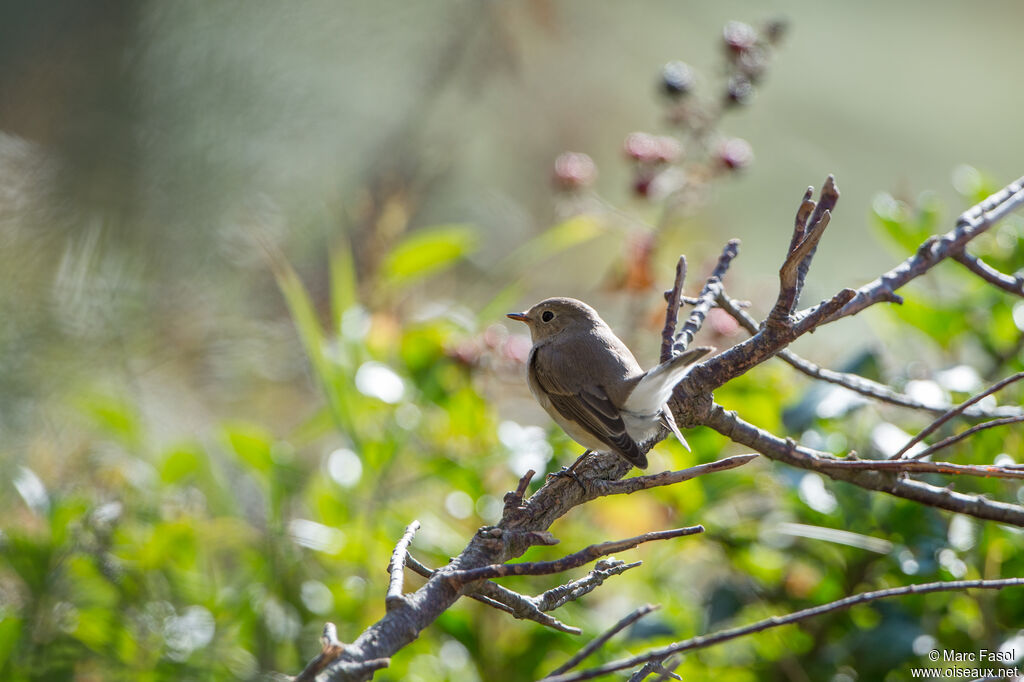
[{"left": 546, "top": 450, "right": 591, "bottom": 490}]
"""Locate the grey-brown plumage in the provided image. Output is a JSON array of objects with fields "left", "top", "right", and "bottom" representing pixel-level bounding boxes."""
[{"left": 507, "top": 297, "right": 713, "bottom": 469}]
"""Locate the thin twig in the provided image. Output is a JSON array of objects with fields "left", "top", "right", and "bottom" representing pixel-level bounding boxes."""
[
  {"left": 590, "top": 454, "right": 759, "bottom": 496},
  {"left": 895, "top": 371, "right": 1024, "bottom": 458},
  {"left": 787, "top": 187, "right": 815, "bottom": 255},
  {"left": 531, "top": 558, "right": 644, "bottom": 612},
  {"left": 503, "top": 469, "right": 536, "bottom": 520},
  {"left": 547, "top": 604, "right": 659, "bottom": 677},
  {"left": 385, "top": 520, "right": 420, "bottom": 610},
  {"left": 404, "top": 555, "right": 582, "bottom": 634},
  {"left": 792, "top": 286, "right": 856, "bottom": 335},
  {"left": 661, "top": 256, "right": 688, "bottom": 362},
  {"left": 542, "top": 578, "right": 1024, "bottom": 682},
  {"left": 674, "top": 240, "right": 740, "bottom": 352},
  {"left": 819, "top": 457, "right": 1024, "bottom": 480},
  {"left": 911, "top": 415, "right": 1024, "bottom": 461},
  {"left": 953, "top": 250, "right": 1024, "bottom": 296},
  {"left": 446, "top": 526, "right": 704, "bottom": 585},
  {"left": 628, "top": 657, "right": 682, "bottom": 682},
  {"left": 293, "top": 623, "right": 348, "bottom": 682},
  {"left": 794, "top": 175, "right": 839, "bottom": 304}
]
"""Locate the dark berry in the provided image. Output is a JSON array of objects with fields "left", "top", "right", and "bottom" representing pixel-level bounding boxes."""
[
  {"left": 661, "top": 60, "right": 695, "bottom": 98},
  {"left": 764, "top": 18, "right": 788, "bottom": 45},
  {"left": 633, "top": 174, "right": 654, "bottom": 197}
]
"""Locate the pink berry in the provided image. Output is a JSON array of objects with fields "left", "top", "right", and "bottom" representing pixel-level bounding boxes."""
[
  {"left": 552, "top": 152, "right": 597, "bottom": 190},
  {"left": 717, "top": 138, "right": 754, "bottom": 170},
  {"left": 723, "top": 21, "right": 757, "bottom": 55}
]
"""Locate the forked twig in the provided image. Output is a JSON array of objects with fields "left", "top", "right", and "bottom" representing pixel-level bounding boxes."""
[
  {"left": 910, "top": 415, "right": 1024, "bottom": 461},
  {"left": 404, "top": 555, "right": 582, "bottom": 634},
  {"left": 543, "top": 578, "right": 1024, "bottom": 682},
  {"left": 895, "top": 370, "right": 1024, "bottom": 459}
]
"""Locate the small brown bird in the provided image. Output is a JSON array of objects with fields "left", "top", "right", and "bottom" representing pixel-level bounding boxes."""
[{"left": 507, "top": 297, "right": 712, "bottom": 469}]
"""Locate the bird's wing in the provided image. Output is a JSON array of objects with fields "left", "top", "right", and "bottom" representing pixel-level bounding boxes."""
[{"left": 531, "top": 351, "right": 647, "bottom": 467}]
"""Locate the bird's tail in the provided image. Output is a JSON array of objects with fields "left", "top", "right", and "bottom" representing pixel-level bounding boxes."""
[{"left": 625, "top": 345, "right": 714, "bottom": 414}]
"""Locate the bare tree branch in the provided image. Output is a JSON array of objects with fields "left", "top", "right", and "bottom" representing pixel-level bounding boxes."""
[
  {"left": 673, "top": 240, "right": 739, "bottom": 353},
  {"left": 542, "top": 578, "right": 1024, "bottom": 682},
  {"left": 683, "top": 175, "right": 1024, "bottom": 399},
  {"left": 385, "top": 520, "right": 420, "bottom": 611},
  {"left": 445, "top": 526, "right": 704, "bottom": 585},
  {"left": 895, "top": 370, "right": 1024, "bottom": 458},
  {"left": 546, "top": 604, "right": 659, "bottom": 677},
  {"left": 818, "top": 457, "right": 1024, "bottom": 480},
  {"left": 828, "top": 174, "right": 1024, "bottom": 323},
  {"left": 404, "top": 555, "right": 583, "bottom": 634},
  {"left": 589, "top": 454, "right": 758, "bottom": 496},
  {"left": 716, "top": 291, "right": 1022, "bottom": 419},
  {"left": 953, "top": 250, "right": 1024, "bottom": 296},
  {"left": 661, "top": 255, "right": 687, "bottom": 362},
  {"left": 704, "top": 403, "right": 1024, "bottom": 526}
]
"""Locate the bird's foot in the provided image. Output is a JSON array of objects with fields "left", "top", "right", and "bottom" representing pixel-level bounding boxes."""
[
  {"left": 546, "top": 465, "right": 585, "bottom": 488},
  {"left": 546, "top": 451, "right": 590, "bottom": 492}
]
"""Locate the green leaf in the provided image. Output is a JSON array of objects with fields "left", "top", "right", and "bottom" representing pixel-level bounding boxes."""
[
  {"left": 0, "top": 615, "right": 22, "bottom": 670},
  {"left": 382, "top": 224, "right": 477, "bottom": 288},
  {"left": 160, "top": 444, "right": 203, "bottom": 483},
  {"left": 78, "top": 393, "right": 140, "bottom": 446},
  {"left": 501, "top": 215, "right": 602, "bottom": 268},
  {"left": 223, "top": 422, "right": 275, "bottom": 473},
  {"left": 328, "top": 236, "right": 359, "bottom": 331},
  {"left": 269, "top": 250, "right": 350, "bottom": 430}
]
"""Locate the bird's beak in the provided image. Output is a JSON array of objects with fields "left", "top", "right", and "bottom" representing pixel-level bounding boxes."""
[{"left": 506, "top": 312, "right": 529, "bottom": 323}]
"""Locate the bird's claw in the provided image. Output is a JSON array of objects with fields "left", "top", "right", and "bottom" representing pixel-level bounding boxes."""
[{"left": 546, "top": 465, "right": 587, "bottom": 492}]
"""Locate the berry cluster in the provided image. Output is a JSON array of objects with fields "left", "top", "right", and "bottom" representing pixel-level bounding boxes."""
[
  {"left": 552, "top": 18, "right": 786, "bottom": 201},
  {"left": 546, "top": 18, "right": 787, "bottom": 299}
]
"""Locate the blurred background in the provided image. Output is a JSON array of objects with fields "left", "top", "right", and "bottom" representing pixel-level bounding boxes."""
[{"left": 2, "top": 1, "right": 1023, "bottom": 680}]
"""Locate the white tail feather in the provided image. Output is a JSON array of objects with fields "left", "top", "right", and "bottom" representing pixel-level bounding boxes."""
[
  {"left": 622, "top": 346, "right": 713, "bottom": 446},
  {"left": 623, "top": 346, "right": 713, "bottom": 414}
]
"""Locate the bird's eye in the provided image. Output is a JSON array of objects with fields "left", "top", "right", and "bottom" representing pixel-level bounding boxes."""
[{"left": 541, "top": 310, "right": 555, "bottom": 322}]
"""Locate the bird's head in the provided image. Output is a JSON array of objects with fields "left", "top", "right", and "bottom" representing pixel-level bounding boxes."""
[{"left": 507, "top": 297, "right": 604, "bottom": 342}]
